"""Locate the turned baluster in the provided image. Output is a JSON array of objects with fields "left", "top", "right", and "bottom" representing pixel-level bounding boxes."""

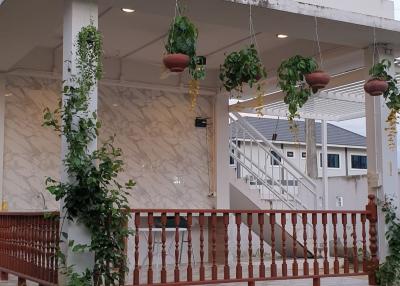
[
  {"left": 342, "top": 213, "right": 349, "bottom": 273},
  {"left": 247, "top": 213, "right": 253, "bottom": 279},
  {"left": 352, "top": 213, "right": 359, "bottom": 273},
  {"left": 211, "top": 213, "right": 217, "bottom": 280},
  {"left": 281, "top": 213, "right": 287, "bottom": 277},
  {"left": 174, "top": 213, "right": 180, "bottom": 282},
  {"left": 258, "top": 213, "right": 265, "bottom": 278},
  {"left": 270, "top": 213, "right": 277, "bottom": 277},
  {"left": 322, "top": 213, "right": 329, "bottom": 274},
  {"left": 187, "top": 213, "right": 193, "bottom": 282},
  {"left": 147, "top": 212, "right": 154, "bottom": 284},
  {"left": 302, "top": 213, "right": 309, "bottom": 276},
  {"left": 292, "top": 214, "right": 298, "bottom": 276},
  {"left": 312, "top": 213, "right": 319, "bottom": 275},
  {"left": 361, "top": 214, "right": 367, "bottom": 272},
  {"left": 133, "top": 212, "right": 140, "bottom": 285},
  {"left": 223, "top": 213, "right": 230, "bottom": 279},
  {"left": 332, "top": 213, "right": 339, "bottom": 274},
  {"left": 161, "top": 213, "right": 167, "bottom": 283},
  {"left": 235, "top": 213, "right": 242, "bottom": 279},
  {"left": 199, "top": 213, "right": 205, "bottom": 281}
]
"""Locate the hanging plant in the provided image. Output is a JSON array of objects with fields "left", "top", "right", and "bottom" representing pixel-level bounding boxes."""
[
  {"left": 43, "top": 24, "right": 134, "bottom": 286},
  {"left": 219, "top": 44, "right": 267, "bottom": 94},
  {"left": 364, "top": 59, "right": 392, "bottom": 96},
  {"left": 278, "top": 55, "right": 327, "bottom": 120},
  {"left": 365, "top": 59, "right": 399, "bottom": 147},
  {"left": 164, "top": 2, "right": 205, "bottom": 109}
]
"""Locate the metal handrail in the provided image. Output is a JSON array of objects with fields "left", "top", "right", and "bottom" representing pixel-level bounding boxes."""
[{"left": 229, "top": 112, "right": 318, "bottom": 210}]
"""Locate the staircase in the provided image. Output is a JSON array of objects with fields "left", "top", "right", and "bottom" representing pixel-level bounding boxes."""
[
  {"left": 229, "top": 112, "right": 319, "bottom": 211},
  {"left": 228, "top": 113, "right": 319, "bottom": 257}
]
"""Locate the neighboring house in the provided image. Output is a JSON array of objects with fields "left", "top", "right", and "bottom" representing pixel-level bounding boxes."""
[{"left": 237, "top": 116, "right": 367, "bottom": 178}]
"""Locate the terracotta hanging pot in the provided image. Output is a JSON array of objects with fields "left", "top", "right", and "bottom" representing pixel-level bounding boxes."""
[
  {"left": 364, "top": 78, "right": 388, "bottom": 96},
  {"left": 163, "top": 53, "right": 190, "bottom": 72},
  {"left": 305, "top": 70, "right": 330, "bottom": 93}
]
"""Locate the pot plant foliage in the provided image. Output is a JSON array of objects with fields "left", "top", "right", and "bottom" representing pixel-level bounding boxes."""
[
  {"left": 367, "top": 59, "right": 400, "bottom": 147},
  {"left": 43, "top": 24, "right": 134, "bottom": 286},
  {"left": 278, "top": 55, "right": 318, "bottom": 120},
  {"left": 219, "top": 44, "right": 267, "bottom": 94},
  {"left": 376, "top": 196, "right": 400, "bottom": 285}
]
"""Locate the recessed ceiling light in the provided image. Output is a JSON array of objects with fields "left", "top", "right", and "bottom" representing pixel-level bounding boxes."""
[
  {"left": 277, "top": 34, "right": 288, "bottom": 39},
  {"left": 4, "top": 93, "right": 12, "bottom": 97},
  {"left": 121, "top": 8, "right": 135, "bottom": 13},
  {"left": 112, "top": 103, "right": 119, "bottom": 107}
]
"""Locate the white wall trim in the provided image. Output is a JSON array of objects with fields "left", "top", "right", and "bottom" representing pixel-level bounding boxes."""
[{"left": 2, "top": 69, "right": 218, "bottom": 96}]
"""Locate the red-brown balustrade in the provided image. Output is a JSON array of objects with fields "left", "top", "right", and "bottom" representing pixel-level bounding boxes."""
[
  {"left": 131, "top": 195, "right": 379, "bottom": 286},
  {"left": 0, "top": 212, "right": 59, "bottom": 286}
]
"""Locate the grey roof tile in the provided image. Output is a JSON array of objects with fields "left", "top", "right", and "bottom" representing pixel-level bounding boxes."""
[{"left": 240, "top": 117, "right": 366, "bottom": 147}]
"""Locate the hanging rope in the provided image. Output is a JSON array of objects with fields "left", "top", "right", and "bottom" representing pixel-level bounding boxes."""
[
  {"left": 314, "top": 16, "right": 323, "bottom": 68},
  {"left": 372, "top": 25, "right": 381, "bottom": 66},
  {"left": 249, "top": 2, "right": 260, "bottom": 53},
  {"left": 170, "top": 0, "right": 180, "bottom": 41}
]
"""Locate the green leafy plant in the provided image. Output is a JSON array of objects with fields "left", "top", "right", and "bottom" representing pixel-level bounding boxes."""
[
  {"left": 165, "top": 7, "right": 205, "bottom": 81},
  {"left": 277, "top": 55, "right": 318, "bottom": 120},
  {"left": 368, "top": 60, "right": 400, "bottom": 147},
  {"left": 219, "top": 44, "right": 267, "bottom": 94},
  {"left": 376, "top": 196, "right": 400, "bottom": 285},
  {"left": 43, "top": 24, "right": 134, "bottom": 286}
]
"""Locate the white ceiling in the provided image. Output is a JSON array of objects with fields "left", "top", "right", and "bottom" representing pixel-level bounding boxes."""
[{"left": 1, "top": 0, "right": 400, "bottom": 95}]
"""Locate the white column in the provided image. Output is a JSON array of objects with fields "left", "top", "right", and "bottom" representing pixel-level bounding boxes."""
[
  {"left": 0, "top": 77, "right": 5, "bottom": 210},
  {"left": 364, "top": 46, "right": 399, "bottom": 260},
  {"left": 321, "top": 120, "right": 329, "bottom": 210},
  {"left": 62, "top": 0, "right": 98, "bottom": 280},
  {"left": 215, "top": 93, "right": 230, "bottom": 208}
]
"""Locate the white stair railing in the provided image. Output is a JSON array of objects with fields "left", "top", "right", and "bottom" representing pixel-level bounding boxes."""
[{"left": 229, "top": 112, "right": 319, "bottom": 210}]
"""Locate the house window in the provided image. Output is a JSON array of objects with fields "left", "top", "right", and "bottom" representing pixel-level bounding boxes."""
[
  {"left": 336, "top": 196, "right": 344, "bottom": 207},
  {"left": 287, "top": 151, "right": 294, "bottom": 158},
  {"left": 351, "top": 155, "right": 367, "bottom": 169},
  {"left": 270, "top": 151, "right": 281, "bottom": 166},
  {"left": 301, "top": 152, "right": 306, "bottom": 158},
  {"left": 320, "top": 153, "right": 340, "bottom": 168}
]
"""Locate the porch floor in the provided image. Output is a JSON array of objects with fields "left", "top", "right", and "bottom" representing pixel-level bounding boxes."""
[
  {"left": 0, "top": 274, "right": 368, "bottom": 286},
  {"left": 0, "top": 276, "right": 369, "bottom": 286}
]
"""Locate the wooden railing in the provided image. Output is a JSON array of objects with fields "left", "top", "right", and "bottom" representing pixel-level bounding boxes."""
[
  {"left": 131, "top": 195, "right": 378, "bottom": 286},
  {"left": 0, "top": 195, "right": 379, "bottom": 286},
  {"left": 0, "top": 212, "right": 59, "bottom": 286}
]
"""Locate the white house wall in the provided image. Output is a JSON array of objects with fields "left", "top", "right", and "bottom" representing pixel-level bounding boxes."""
[
  {"left": 3, "top": 75, "right": 216, "bottom": 210},
  {"left": 237, "top": 142, "right": 367, "bottom": 182}
]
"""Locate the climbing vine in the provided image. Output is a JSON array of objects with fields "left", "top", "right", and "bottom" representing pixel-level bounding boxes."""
[
  {"left": 43, "top": 24, "right": 134, "bottom": 286},
  {"left": 376, "top": 196, "right": 400, "bottom": 286}
]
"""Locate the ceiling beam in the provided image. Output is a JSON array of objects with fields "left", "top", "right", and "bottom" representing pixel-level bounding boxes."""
[{"left": 229, "top": 67, "right": 367, "bottom": 112}]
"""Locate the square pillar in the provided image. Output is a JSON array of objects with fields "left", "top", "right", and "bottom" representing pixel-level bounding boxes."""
[
  {"left": 215, "top": 93, "right": 230, "bottom": 209},
  {"left": 321, "top": 120, "right": 329, "bottom": 210},
  {"left": 61, "top": 0, "right": 98, "bottom": 281},
  {"left": 364, "top": 46, "right": 399, "bottom": 260},
  {"left": 0, "top": 76, "right": 5, "bottom": 210}
]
